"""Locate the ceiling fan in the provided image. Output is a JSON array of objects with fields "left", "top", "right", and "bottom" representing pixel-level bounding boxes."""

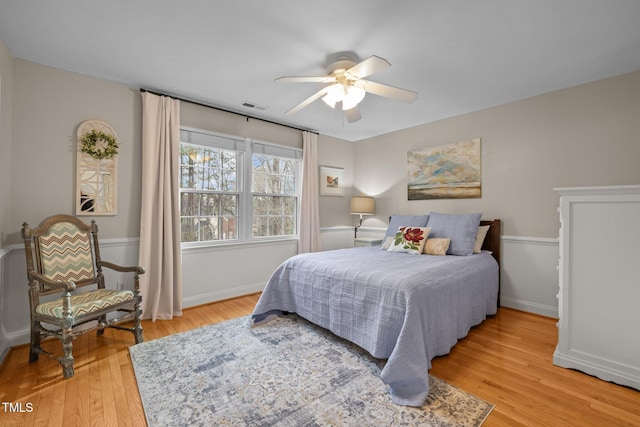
[{"left": 276, "top": 53, "right": 418, "bottom": 123}]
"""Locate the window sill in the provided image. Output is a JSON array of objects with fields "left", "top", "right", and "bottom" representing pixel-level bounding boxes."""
[{"left": 181, "top": 237, "right": 298, "bottom": 253}]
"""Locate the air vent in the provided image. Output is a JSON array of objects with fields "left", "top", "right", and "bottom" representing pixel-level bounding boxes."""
[{"left": 242, "top": 102, "right": 268, "bottom": 111}]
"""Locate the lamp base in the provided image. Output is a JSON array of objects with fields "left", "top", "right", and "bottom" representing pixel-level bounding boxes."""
[{"left": 354, "top": 217, "right": 363, "bottom": 239}]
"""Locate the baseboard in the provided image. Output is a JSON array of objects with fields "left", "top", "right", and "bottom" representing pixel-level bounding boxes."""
[
  {"left": 553, "top": 349, "right": 640, "bottom": 391},
  {"left": 501, "top": 296, "right": 558, "bottom": 318},
  {"left": 0, "top": 334, "right": 10, "bottom": 365},
  {"left": 182, "top": 282, "right": 265, "bottom": 308},
  {"left": 3, "top": 326, "right": 30, "bottom": 349}
]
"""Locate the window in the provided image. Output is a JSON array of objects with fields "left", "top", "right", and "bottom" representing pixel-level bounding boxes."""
[
  {"left": 252, "top": 153, "right": 298, "bottom": 237},
  {"left": 179, "top": 128, "right": 301, "bottom": 244},
  {"left": 179, "top": 143, "right": 239, "bottom": 242}
]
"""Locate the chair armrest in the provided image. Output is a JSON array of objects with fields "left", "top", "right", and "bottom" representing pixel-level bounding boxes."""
[
  {"left": 28, "top": 271, "right": 76, "bottom": 292},
  {"left": 98, "top": 260, "right": 146, "bottom": 275}
]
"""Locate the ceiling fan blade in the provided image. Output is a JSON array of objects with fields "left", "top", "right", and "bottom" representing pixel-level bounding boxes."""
[
  {"left": 276, "top": 76, "right": 335, "bottom": 83},
  {"left": 286, "top": 86, "right": 330, "bottom": 115},
  {"left": 345, "top": 105, "right": 362, "bottom": 123},
  {"left": 361, "top": 80, "right": 418, "bottom": 103},
  {"left": 345, "top": 55, "right": 391, "bottom": 79}
]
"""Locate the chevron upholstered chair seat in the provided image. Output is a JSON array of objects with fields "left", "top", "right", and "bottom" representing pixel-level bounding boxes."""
[
  {"left": 22, "top": 214, "right": 145, "bottom": 379},
  {"left": 35, "top": 289, "right": 135, "bottom": 318}
]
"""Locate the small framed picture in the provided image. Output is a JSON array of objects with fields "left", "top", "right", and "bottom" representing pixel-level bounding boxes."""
[{"left": 320, "top": 166, "right": 344, "bottom": 196}]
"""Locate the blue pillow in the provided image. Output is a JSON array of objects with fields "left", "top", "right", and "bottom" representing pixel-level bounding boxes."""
[
  {"left": 385, "top": 215, "right": 429, "bottom": 238},
  {"left": 426, "top": 212, "right": 482, "bottom": 256}
]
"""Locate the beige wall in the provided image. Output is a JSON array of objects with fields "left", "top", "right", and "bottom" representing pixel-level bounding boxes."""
[
  {"left": 181, "top": 101, "right": 302, "bottom": 148},
  {"left": 0, "top": 37, "right": 12, "bottom": 248},
  {"left": 354, "top": 71, "right": 640, "bottom": 238},
  {"left": 10, "top": 59, "right": 142, "bottom": 242}
]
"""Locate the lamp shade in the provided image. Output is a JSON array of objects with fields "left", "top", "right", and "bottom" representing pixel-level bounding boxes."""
[{"left": 350, "top": 196, "right": 375, "bottom": 215}]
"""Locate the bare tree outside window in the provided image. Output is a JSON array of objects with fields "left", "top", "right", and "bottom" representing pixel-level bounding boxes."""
[
  {"left": 252, "top": 154, "right": 298, "bottom": 238},
  {"left": 179, "top": 143, "right": 238, "bottom": 243}
]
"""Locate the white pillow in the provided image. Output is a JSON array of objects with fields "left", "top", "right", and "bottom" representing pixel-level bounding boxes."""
[{"left": 474, "top": 225, "right": 490, "bottom": 254}]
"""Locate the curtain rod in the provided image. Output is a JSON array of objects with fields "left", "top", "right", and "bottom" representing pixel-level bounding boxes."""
[{"left": 139, "top": 88, "right": 318, "bottom": 135}]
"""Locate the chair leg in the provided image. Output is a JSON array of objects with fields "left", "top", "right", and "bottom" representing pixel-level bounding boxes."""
[
  {"left": 60, "top": 328, "right": 75, "bottom": 378},
  {"left": 97, "top": 314, "right": 107, "bottom": 337},
  {"left": 29, "top": 321, "right": 41, "bottom": 363},
  {"left": 133, "top": 298, "right": 143, "bottom": 343}
]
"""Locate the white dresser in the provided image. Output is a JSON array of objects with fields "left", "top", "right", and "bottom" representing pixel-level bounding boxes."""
[{"left": 554, "top": 185, "right": 640, "bottom": 390}]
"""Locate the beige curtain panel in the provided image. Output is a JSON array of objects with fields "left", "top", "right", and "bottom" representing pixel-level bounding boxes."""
[
  {"left": 139, "top": 91, "right": 183, "bottom": 321},
  {"left": 298, "top": 131, "right": 321, "bottom": 253}
]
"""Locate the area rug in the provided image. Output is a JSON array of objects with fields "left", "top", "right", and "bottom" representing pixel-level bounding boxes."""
[{"left": 129, "top": 314, "right": 493, "bottom": 426}]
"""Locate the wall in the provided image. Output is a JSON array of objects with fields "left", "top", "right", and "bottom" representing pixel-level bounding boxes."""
[
  {"left": 353, "top": 71, "right": 640, "bottom": 316},
  {"left": 0, "top": 37, "right": 13, "bottom": 361}
]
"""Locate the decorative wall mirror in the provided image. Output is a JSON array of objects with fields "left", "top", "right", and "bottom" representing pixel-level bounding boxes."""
[{"left": 76, "top": 119, "right": 118, "bottom": 215}]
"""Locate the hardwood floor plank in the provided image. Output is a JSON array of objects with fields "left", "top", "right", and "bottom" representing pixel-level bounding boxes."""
[{"left": 1, "top": 296, "right": 638, "bottom": 426}]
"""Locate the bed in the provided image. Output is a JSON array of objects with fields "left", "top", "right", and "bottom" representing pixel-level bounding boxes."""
[{"left": 252, "top": 214, "right": 501, "bottom": 406}]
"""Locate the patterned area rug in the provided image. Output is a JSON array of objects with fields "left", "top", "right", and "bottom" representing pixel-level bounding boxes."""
[{"left": 129, "top": 314, "right": 493, "bottom": 426}]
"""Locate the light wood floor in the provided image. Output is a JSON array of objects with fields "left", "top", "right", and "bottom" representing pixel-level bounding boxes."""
[{"left": 1, "top": 294, "right": 638, "bottom": 426}]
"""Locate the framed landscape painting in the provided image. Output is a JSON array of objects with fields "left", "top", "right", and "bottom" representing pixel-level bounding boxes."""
[{"left": 407, "top": 138, "right": 481, "bottom": 200}]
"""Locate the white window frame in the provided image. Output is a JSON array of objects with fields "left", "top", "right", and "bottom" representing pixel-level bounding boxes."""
[{"left": 179, "top": 126, "right": 302, "bottom": 247}]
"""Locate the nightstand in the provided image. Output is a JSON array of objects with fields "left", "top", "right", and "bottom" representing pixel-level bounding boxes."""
[{"left": 354, "top": 237, "right": 383, "bottom": 247}]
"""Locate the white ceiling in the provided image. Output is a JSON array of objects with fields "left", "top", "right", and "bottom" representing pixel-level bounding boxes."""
[{"left": 1, "top": 1, "right": 640, "bottom": 141}]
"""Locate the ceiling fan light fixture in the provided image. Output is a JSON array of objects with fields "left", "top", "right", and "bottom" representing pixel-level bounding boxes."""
[
  {"left": 342, "top": 83, "right": 366, "bottom": 110},
  {"left": 321, "top": 81, "right": 366, "bottom": 110},
  {"left": 279, "top": 54, "right": 416, "bottom": 119},
  {"left": 321, "top": 83, "right": 345, "bottom": 108}
]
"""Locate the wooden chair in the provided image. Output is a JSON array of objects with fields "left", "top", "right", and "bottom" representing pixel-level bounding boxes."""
[{"left": 21, "top": 214, "right": 144, "bottom": 378}]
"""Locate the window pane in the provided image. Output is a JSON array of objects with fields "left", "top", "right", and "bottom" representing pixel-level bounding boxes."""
[
  {"left": 252, "top": 154, "right": 297, "bottom": 196},
  {"left": 252, "top": 172, "right": 267, "bottom": 193},
  {"left": 180, "top": 165, "right": 195, "bottom": 188},
  {"left": 253, "top": 215, "right": 268, "bottom": 237},
  {"left": 197, "top": 217, "right": 217, "bottom": 241},
  {"left": 284, "top": 216, "right": 296, "bottom": 235},
  {"left": 252, "top": 195, "right": 297, "bottom": 237},
  {"left": 181, "top": 218, "right": 197, "bottom": 242},
  {"left": 180, "top": 192, "right": 197, "bottom": 216},
  {"left": 283, "top": 177, "right": 295, "bottom": 194},
  {"left": 221, "top": 194, "right": 237, "bottom": 217},
  {"left": 220, "top": 216, "right": 236, "bottom": 239},
  {"left": 200, "top": 194, "right": 218, "bottom": 216},
  {"left": 283, "top": 197, "right": 296, "bottom": 215},
  {"left": 269, "top": 216, "right": 283, "bottom": 236},
  {"left": 222, "top": 170, "right": 237, "bottom": 191}
]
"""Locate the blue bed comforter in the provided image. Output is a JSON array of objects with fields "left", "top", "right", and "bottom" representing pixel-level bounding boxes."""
[{"left": 251, "top": 246, "right": 499, "bottom": 406}]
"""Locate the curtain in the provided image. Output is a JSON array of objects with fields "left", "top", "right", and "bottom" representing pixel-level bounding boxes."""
[
  {"left": 139, "top": 92, "right": 183, "bottom": 320},
  {"left": 298, "top": 131, "right": 321, "bottom": 253}
]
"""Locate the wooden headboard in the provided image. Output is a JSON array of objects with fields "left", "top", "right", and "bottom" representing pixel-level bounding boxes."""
[{"left": 480, "top": 219, "right": 501, "bottom": 307}]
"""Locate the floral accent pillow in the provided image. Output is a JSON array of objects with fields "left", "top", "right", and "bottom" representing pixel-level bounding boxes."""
[
  {"left": 387, "top": 226, "right": 431, "bottom": 254},
  {"left": 424, "top": 238, "right": 451, "bottom": 256}
]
